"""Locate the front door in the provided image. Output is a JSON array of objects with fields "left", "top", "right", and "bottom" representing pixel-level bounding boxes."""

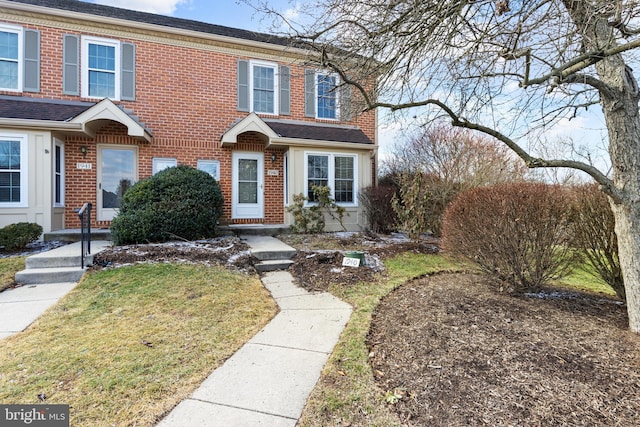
[
  {"left": 232, "top": 152, "right": 264, "bottom": 219},
  {"left": 97, "top": 145, "right": 137, "bottom": 221}
]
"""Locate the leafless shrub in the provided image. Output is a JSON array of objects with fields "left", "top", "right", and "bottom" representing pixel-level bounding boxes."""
[
  {"left": 570, "top": 183, "right": 624, "bottom": 300},
  {"left": 442, "top": 182, "right": 579, "bottom": 291}
]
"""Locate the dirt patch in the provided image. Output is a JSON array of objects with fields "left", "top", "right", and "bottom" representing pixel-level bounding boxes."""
[
  {"left": 91, "top": 237, "right": 257, "bottom": 274},
  {"left": 368, "top": 273, "right": 639, "bottom": 426}
]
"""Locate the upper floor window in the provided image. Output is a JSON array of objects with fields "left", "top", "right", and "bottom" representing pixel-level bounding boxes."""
[
  {"left": 316, "top": 73, "right": 339, "bottom": 119},
  {"left": 65, "top": 34, "right": 134, "bottom": 100},
  {"left": 0, "top": 24, "right": 22, "bottom": 92},
  {"left": 251, "top": 61, "right": 278, "bottom": 114},
  {"left": 306, "top": 70, "right": 347, "bottom": 120},
  {"left": 82, "top": 36, "right": 120, "bottom": 99},
  {"left": 238, "top": 59, "right": 283, "bottom": 115},
  {"left": 0, "top": 134, "right": 27, "bottom": 207}
]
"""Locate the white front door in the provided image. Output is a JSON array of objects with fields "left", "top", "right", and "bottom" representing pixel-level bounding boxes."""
[
  {"left": 232, "top": 152, "right": 264, "bottom": 219},
  {"left": 97, "top": 145, "right": 137, "bottom": 221}
]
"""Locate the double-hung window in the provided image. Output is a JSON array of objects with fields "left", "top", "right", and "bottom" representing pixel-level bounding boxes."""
[
  {"left": 82, "top": 36, "right": 120, "bottom": 99},
  {"left": 251, "top": 61, "right": 278, "bottom": 114},
  {"left": 0, "top": 134, "right": 27, "bottom": 207},
  {"left": 316, "top": 73, "right": 339, "bottom": 119},
  {"left": 305, "top": 153, "right": 357, "bottom": 205},
  {"left": 0, "top": 24, "right": 21, "bottom": 91}
]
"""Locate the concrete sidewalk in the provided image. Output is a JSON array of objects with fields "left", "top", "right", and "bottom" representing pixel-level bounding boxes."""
[
  {"left": 0, "top": 282, "right": 77, "bottom": 340},
  {"left": 157, "top": 270, "right": 353, "bottom": 427}
]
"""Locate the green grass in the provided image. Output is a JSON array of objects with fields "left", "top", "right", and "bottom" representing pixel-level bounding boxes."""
[
  {"left": 557, "top": 262, "right": 618, "bottom": 297},
  {"left": 0, "top": 263, "right": 277, "bottom": 426},
  {"left": 299, "top": 252, "right": 465, "bottom": 426},
  {"left": 0, "top": 256, "right": 24, "bottom": 292}
]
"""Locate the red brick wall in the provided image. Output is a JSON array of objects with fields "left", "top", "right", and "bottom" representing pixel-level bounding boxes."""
[{"left": 0, "top": 15, "right": 376, "bottom": 228}]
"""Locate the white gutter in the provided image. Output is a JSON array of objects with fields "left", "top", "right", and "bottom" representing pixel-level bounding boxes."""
[{"left": 0, "top": 118, "right": 84, "bottom": 132}]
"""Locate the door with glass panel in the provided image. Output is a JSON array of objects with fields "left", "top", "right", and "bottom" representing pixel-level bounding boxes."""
[
  {"left": 97, "top": 146, "right": 137, "bottom": 221},
  {"left": 232, "top": 152, "right": 264, "bottom": 219}
]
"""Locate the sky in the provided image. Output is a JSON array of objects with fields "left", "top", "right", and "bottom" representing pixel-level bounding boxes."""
[{"left": 85, "top": 0, "right": 297, "bottom": 32}]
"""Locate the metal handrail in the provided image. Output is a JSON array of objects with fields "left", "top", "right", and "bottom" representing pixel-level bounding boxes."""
[{"left": 77, "top": 203, "right": 92, "bottom": 268}]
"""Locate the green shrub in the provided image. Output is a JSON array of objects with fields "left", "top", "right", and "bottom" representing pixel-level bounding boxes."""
[
  {"left": 111, "top": 165, "right": 224, "bottom": 245},
  {"left": 0, "top": 222, "right": 43, "bottom": 251},
  {"left": 287, "top": 186, "right": 347, "bottom": 233},
  {"left": 441, "top": 182, "right": 578, "bottom": 291},
  {"left": 570, "top": 183, "right": 624, "bottom": 300}
]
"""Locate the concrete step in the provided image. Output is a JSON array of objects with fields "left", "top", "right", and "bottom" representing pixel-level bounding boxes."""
[
  {"left": 15, "top": 266, "right": 86, "bottom": 285},
  {"left": 241, "top": 235, "right": 296, "bottom": 261},
  {"left": 25, "top": 253, "right": 98, "bottom": 269},
  {"left": 24, "top": 241, "right": 111, "bottom": 269},
  {"left": 16, "top": 241, "right": 112, "bottom": 285},
  {"left": 222, "top": 224, "right": 290, "bottom": 236},
  {"left": 44, "top": 229, "right": 112, "bottom": 242},
  {"left": 255, "top": 260, "right": 294, "bottom": 273}
]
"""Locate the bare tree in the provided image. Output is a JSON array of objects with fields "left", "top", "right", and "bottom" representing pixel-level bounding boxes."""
[
  {"left": 260, "top": 0, "right": 640, "bottom": 331},
  {"left": 383, "top": 124, "right": 528, "bottom": 188}
]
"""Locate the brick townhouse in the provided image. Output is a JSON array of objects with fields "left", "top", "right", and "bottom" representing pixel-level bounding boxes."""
[{"left": 0, "top": 0, "right": 378, "bottom": 236}]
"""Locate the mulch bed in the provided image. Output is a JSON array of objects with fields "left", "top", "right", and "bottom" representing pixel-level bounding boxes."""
[
  {"left": 367, "top": 273, "right": 640, "bottom": 426},
  {"left": 90, "top": 237, "right": 257, "bottom": 274}
]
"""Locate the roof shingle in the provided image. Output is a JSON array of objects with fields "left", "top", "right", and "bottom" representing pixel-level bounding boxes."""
[
  {"left": 265, "top": 119, "right": 373, "bottom": 145},
  {"left": 7, "top": 0, "right": 293, "bottom": 47},
  {"left": 0, "top": 96, "right": 93, "bottom": 121}
]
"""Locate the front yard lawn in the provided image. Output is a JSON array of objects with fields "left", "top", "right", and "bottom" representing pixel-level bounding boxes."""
[
  {"left": 0, "top": 256, "right": 24, "bottom": 292},
  {"left": 0, "top": 263, "right": 277, "bottom": 426}
]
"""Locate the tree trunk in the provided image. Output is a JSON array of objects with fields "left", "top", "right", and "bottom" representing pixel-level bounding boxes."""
[
  {"left": 598, "top": 60, "right": 640, "bottom": 332},
  {"left": 562, "top": 0, "right": 640, "bottom": 332},
  {"left": 610, "top": 202, "right": 640, "bottom": 331}
]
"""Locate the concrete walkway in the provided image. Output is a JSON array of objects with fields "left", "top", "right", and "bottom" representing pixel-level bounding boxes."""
[
  {"left": 0, "top": 281, "right": 77, "bottom": 340},
  {"left": 157, "top": 269, "right": 353, "bottom": 427}
]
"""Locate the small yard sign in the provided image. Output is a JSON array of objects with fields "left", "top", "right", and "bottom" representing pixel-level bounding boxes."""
[{"left": 342, "top": 256, "right": 361, "bottom": 268}]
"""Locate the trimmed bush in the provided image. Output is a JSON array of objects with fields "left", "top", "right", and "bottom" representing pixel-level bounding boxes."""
[
  {"left": 441, "top": 182, "right": 578, "bottom": 291},
  {"left": 111, "top": 165, "right": 224, "bottom": 245},
  {"left": 570, "top": 183, "right": 624, "bottom": 300},
  {"left": 0, "top": 222, "right": 43, "bottom": 251},
  {"left": 359, "top": 185, "right": 397, "bottom": 233}
]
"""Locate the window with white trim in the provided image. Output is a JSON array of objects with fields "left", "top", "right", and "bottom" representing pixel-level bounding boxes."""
[
  {"left": 54, "top": 142, "right": 64, "bottom": 207},
  {"left": 82, "top": 36, "right": 120, "bottom": 99},
  {"left": 305, "top": 153, "right": 357, "bottom": 205},
  {"left": 316, "top": 73, "right": 339, "bottom": 119},
  {"left": 197, "top": 160, "right": 220, "bottom": 181},
  {"left": 0, "top": 134, "right": 27, "bottom": 206},
  {"left": 152, "top": 158, "right": 177, "bottom": 174},
  {"left": 0, "top": 24, "right": 22, "bottom": 92},
  {"left": 251, "top": 60, "right": 278, "bottom": 114}
]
